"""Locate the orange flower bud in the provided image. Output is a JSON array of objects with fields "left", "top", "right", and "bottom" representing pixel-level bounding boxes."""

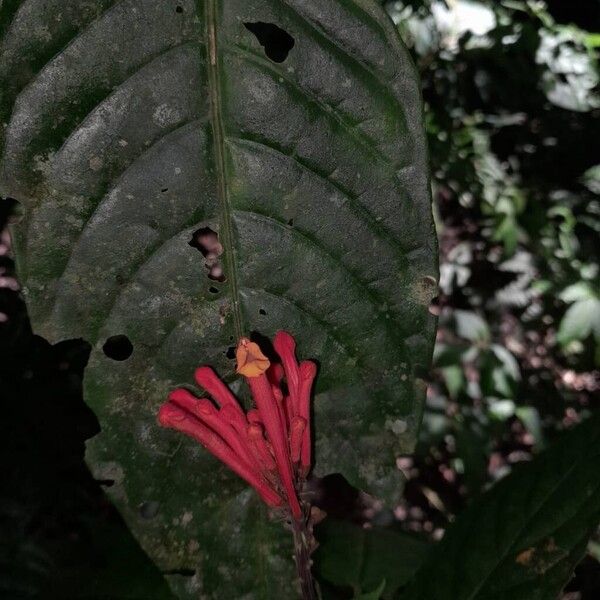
[{"left": 236, "top": 337, "right": 270, "bottom": 377}]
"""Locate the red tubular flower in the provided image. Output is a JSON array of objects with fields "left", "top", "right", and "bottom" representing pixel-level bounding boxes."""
[
  {"left": 298, "top": 361, "right": 317, "bottom": 473},
  {"left": 239, "top": 339, "right": 302, "bottom": 520},
  {"left": 289, "top": 416, "right": 306, "bottom": 464},
  {"left": 247, "top": 423, "right": 277, "bottom": 471},
  {"left": 247, "top": 409, "right": 262, "bottom": 424},
  {"left": 219, "top": 404, "right": 249, "bottom": 437},
  {"left": 158, "top": 403, "right": 282, "bottom": 507},
  {"left": 273, "top": 331, "right": 301, "bottom": 407},
  {"left": 195, "top": 366, "right": 243, "bottom": 414},
  {"left": 267, "top": 362, "right": 285, "bottom": 386},
  {"left": 168, "top": 389, "right": 254, "bottom": 470},
  {"left": 157, "top": 331, "right": 316, "bottom": 521}
]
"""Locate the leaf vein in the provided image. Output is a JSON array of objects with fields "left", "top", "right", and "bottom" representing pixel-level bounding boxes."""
[
  {"left": 46, "top": 119, "right": 204, "bottom": 326},
  {"left": 465, "top": 459, "right": 584, "bottom": 600},
  {"left": 205, "top": 0, "right": 243, "bottom": 338},
  {"left": 228, "top": 136, "right": 409, "bottom": 256},
  {"left": 6, "top": 0, "right": 130, "bottom": 104},
  {"left": 277, "top": 0, "right": 404, "bottom": 117},
  {"left": 226, "top": 42, "right": 391, "bottom": 167},
  {"left": 234, "top": 209, "right": 403, "bottom": 348},
  {"left": 241, "top": 285, "right": 363, "bottom": 369}
]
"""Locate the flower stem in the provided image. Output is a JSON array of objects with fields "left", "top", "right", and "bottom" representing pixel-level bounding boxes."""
[{"left": 292, "top": 516, "right": 317, "bottom": 600}]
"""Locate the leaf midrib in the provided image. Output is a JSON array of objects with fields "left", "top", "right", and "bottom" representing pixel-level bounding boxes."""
[{"left": 205, "top": 0, "right": 243, "bottom": 339}]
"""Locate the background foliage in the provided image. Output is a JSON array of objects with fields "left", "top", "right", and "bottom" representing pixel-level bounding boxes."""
[
  {"left": 380, "top": 0, "right": 599, "bottom": 525},
  {"left": 1, "top": 0, "right": 599, "bottom": 598},
  {"left": 315, "top": 1, "right": 600, "bottom": 598}
]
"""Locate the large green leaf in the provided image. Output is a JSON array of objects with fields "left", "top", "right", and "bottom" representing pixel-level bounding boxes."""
[
  {"left": 314, "top": 519, "right": 430, "bottom": 598},
  {"left": 400, "top": 412, "right": 600, "bottom": 600},
  {"left": 0, "top": 0, "right": 436, "bottom": 595}
]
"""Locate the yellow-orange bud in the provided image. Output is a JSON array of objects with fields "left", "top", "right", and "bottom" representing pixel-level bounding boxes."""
[{"left": 236, "top": 337, "right": 270, "bottom": 377}]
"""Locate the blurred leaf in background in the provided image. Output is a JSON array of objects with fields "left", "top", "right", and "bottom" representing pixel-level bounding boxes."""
[
  {"left": 316, "top": 412, "right": 600, "bottom": 600},
  {"left": 314, "top": 519, "right": 430, "bottom": 599},
  {"left": 372, "top": 0, "right": 600, "bottom": 596},
  {"left": 402, "top": 410, "right": 600, "bottom": 600}
]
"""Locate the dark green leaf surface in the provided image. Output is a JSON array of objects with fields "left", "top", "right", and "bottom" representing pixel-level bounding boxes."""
[
  {"left": 314, "top": 519, "right": 430, "bottom": 598},
  {"left": 0, "top": 0, "right": 436, "bottom": 595},
  {"left": 400, "top": 413, "right": 600, "bottom": 600},
  {"left": 357, "top": 580, "right": 387, "bottom": 600}
]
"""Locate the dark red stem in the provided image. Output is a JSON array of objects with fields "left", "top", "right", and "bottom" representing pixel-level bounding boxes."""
[{"left": 292, "top": 516, "right": 317, "bottom": 600}]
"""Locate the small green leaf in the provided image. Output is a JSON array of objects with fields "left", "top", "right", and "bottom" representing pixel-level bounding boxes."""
[
  {"left": 315, "top": 519, "right": 430, "bottom": 599},
  {"left": 441, "top": 365, "right": 465, "bottom": 399},
  {"left": 515, "top": 406, "right": 544, "bottom": 449},
  {"left": 400, "top": 412, "right": 600, "bottom": 600},
  {"left": 581, "top": 164, "right": 600, "bottom": 194},
  {"left": 493, "top": 215, "right": 518, "bottom": 255},
  {"left": 454, "top": 310, "right": 490, "bottom": 343},
  {"left": 585, "top": 33, "right": 600, "bottom": 49},
  {"left": 487, "top": 398, "right": 516, "bottom": 420},
  {"left": 490, "top": 344, "right": 521, "bottom": 382},
  {"left": 557, "top": 298, "right": 600, "bottom": 346},
  {"left": 559, "top": 282, "right": 596, "bottom": 303}
]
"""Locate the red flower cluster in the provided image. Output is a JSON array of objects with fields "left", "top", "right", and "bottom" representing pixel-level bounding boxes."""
[{"left": 158, "top": 331, "right": 316, "bottom": 520}]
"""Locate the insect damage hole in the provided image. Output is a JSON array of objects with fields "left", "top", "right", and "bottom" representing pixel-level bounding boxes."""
[
  {"left": 189, "top": 227, "right": 226, "bottom": 282},
  {"left": 102, "top": 335, "right": 133, "bottom": 361},
  {"left": 163, "top": 569, "right": 196, "bottom": 577},
  {"left": 96, "top": 479, "right": 115, "bottom": 487},
  {"left": 429, "top": 295, "right": 441, "bottom": 316},
  {"left": 244, "top": 22, "right": 295, "bottom": 63}
]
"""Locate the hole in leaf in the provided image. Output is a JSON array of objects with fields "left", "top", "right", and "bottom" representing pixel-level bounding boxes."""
[
  {"left": 1, "top": 196, "right": 21, "bottom": 223},
  {"left": 287, "top": 218, "right": 294, "bottom": 226},
  {"left": 163, "top": 569, "right": 195, "bottom": 577},
  {"left": 209, "top": 286, "right": 219, "bottom": 294},
  {"left": 139, "top": 500, "right": 160, "bottom": 519},
  {"left": 208, "top": 265, "right": 225, "bottom": 282},
  {"left": 175, "top": 5, "right": 183, "bottom": 13},
  {"left": 225, "top": 346, "right": 236, "bottom": 360},
  {"left": 244, "top": 22, "right": 295, "bottom": 63},
  {"left": 161, "top": 187, "right": 168, "bottom": 193},
  {"left": 259, "top": 308, "right": 267, "bottom": 315},
  {"left": 189, "top": 227, "right": 227, "bottom": 282},
  {"left": 189, "top": 227, "right": 221, "bottom": 257},
  {"left": 428, "top": 296, "right": 440, "bottom": 316},
  {"left": 96, "top": 479, "right": 115, "bottom": 487},
  {"left": 102, "top": 335, "right": 133, "bottom": 361}
]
